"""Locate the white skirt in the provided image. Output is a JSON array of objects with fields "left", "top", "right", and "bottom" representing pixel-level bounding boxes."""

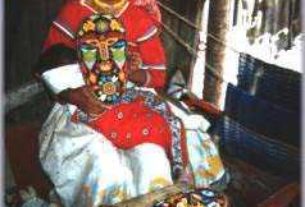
[{"left": 39, "top": 102, "right": 225, "bottom": 206}]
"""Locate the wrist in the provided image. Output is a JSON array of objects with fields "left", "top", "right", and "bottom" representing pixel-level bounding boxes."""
[
  {"left": 128, "top": 70, "right": 148, "bottom": 86},
  {"left": 143, "top": 71, "right": 151, "bottom": 87},
  {"left": 57, "top": 88, "right": 73, "bottom": 104}
]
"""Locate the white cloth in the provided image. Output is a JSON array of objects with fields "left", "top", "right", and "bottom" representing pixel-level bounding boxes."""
[
  {"left": 166, "top": 100, "right": 225, "bottom": 187},
  {"left": 39, "top": 104, "right": 173, "bottom": 206},
  {"left": 39, "top": 80, "right": 225, "bottom": 206},
  {"left": 41, "top": 64, "right": 85, "bottom": 94},
  {"left": 41, "top": 64, "right": 86, "bottom": 115}
]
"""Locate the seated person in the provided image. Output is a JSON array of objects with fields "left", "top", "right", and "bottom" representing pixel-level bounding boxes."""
[{"left": 35, "top": 0, "right": 227, "bottom": 206}]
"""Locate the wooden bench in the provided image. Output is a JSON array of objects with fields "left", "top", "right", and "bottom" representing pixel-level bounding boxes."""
[{"left": 5, "top": 122, "right": 53, "bottom": 199}]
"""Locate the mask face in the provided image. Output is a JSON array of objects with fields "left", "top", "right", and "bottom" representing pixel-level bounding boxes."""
[{"left": 77, "top": 14, "right": 127, "bottom": 104}]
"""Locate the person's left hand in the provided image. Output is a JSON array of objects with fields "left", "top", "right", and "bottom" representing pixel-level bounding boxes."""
[
  {"left": 128, "top": 51, "right": 142, "bottom": 71},
  {"left": 127, "top": 69, "right": 147, "bottom": 86},
  {"left": 126, "top": 51, "right": 147, "bottom": 86}
]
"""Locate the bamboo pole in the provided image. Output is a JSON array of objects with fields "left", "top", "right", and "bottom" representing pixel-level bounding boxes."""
[
  {"left": 5, "top": 81, "right": 44, "bottom": 113},
  {"left": 203, "top": 0, "right": 231, "bottom": 106},
  {"left": 157, "top": 2, "right": 200, "bottom": 30}
]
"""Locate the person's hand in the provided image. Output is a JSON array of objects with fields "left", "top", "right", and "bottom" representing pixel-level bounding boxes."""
[
  {"left": 57, "top": 86, "right": 111, "bottom": 117},
  {"left": 126, "top": 51, "right": 148, "bottom": 86},
  {"left": 127, "top": 69, "right": 147, "bottom": 86},
  {"left": 128, "top": 51, "right": 142, "bottom": 72}
]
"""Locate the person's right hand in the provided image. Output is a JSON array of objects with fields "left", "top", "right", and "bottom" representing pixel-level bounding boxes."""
[{"left": 57, "top": 86, "right": 110, "bottom": 117}]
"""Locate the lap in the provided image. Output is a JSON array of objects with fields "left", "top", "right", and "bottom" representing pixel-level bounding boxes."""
[{"left": 39, "top": 105, "right": 173, "bottom": 205}]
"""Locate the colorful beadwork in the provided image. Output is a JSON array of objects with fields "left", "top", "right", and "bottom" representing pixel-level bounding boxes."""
[
  {"left": 152, "top": 188, "right": 225, "bottom": 207},
  {"left": 77, "top": 14, "right": 127, "bottom": 105}
]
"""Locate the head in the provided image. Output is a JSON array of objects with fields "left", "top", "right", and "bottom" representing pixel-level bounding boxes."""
[
  {"left": 77, "top": 14, "right": 128, "bottom": 103},
  {"left": 77, "top": 14, "right": 127, "bottom": 72}
]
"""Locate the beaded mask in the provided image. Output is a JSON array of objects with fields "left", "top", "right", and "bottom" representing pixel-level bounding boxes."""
[{"left": 77, "top": 14, "right": 127, "bottom": 104}]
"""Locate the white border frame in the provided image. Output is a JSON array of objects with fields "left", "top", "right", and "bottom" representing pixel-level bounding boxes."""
[{"left": 1, "top": 0, "right": 4, "bottom": 206}]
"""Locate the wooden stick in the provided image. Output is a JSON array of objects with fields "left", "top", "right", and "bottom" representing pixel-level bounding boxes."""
[
  {"left": 5, "top": 81, "right": 44, "bottom": 113},
  {"left": 257, "top": 182, "right": 299, "bottom": 207}
]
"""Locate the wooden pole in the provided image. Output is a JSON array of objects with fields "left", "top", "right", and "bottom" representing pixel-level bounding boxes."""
[
  {"left": 203, "top": 0, "right": 231, "bottom": 106},
  {"left": 5, "top": 81, "right": 44, "bottom": 113}
]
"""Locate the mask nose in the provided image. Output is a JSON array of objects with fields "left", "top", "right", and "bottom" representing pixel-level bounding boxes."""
[{"left": 99, "top": 42, "right": 110, "bottom": 61}]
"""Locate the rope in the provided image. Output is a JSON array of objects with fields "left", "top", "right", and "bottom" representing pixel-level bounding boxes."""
[
  {"left": 160, "top": 22, "right": 229, "bottom": 84},
  {"left": 157, "top": 1, "right": 200, "bottom": 30},
  {"left": 156, "top": 3, "right": 233, "bottom": 84},
  {"left": 160, "top": 22, "right": 197, "bottom": 56}
]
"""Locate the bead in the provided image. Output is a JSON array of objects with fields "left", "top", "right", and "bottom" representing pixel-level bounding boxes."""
[
  {"left": 126, "top": 133, "right": 132, "bottom": 140},
  {"left": 146, "top": 113, "right": 153, "bottom": 118},
  {"left": 200, "top": 189, "right": 215, "bottom": 197},
  {"left": 110, "top": 131, "right": 118, "bottom": 139},
  {"left": 206, "top": 201, "right": 220, "bottom": 207},
  {"left": 117, "top": 112, "right": 124, "bottom": 119},
  {"left": 142, "top": 128, "right": 149, "bottom": 136}
]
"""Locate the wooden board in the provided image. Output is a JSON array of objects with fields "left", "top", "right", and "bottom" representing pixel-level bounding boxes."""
[{"left": 116, "top": 184, "right": 184, "bottom": 207}]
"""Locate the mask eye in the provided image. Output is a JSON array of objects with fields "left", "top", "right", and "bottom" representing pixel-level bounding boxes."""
[
  {"left": 80, "top": 43, "right": 96, "bottom": 51},
  {"left": 106, "top": 37, "right": 121, "bottom": 47},
  {"left": 109, "top": 39, "right": 127, "bottom": 69},
  {"left": 84, "top": 39, "right": 100, "bottom": 47},
  {"left": 111, "top": 40, "right": 127, "bottom": 49},
  {"left": 80, "top": 43, "right": 97, "bottom": 64}
]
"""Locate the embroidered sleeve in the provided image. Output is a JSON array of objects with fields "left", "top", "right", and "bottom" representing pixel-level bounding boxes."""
[
  {"left": 43, "top": 0, "right": 93, "bottom": 51},
  {"left": 138, "top": 35, "right": 167, "bottom": 88},
  {"left": 136, "top": 26, "right": 159, "bottom": 43},
  {"left": 43, "top": 25, "right": 76, "bottom": 51}
]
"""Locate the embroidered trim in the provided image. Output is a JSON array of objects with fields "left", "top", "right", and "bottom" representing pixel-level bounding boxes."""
[
  {"left": 80, "top": 0, "right": 98, "bottom": 13},
  {"left": 141, "top": 64, "right": 166, "bottom": 70},
  {"left": 136, "top": 26, "right": 158, "bottom": 43},
  {"left": 115, "top": 1, "right": 129, "bottom": 17},
  {"left": 53, "top": 21, "right": 75, "bottom": 39}
]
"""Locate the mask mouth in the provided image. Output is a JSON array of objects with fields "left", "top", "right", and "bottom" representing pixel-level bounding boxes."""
[{"left": 97, "top": 60, "right": 114, "bottom": 72}]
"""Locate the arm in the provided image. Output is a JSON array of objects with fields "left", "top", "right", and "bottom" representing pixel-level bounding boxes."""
[
  {"left": 128, "top": 34, "right": 167, "bottom": 89},
  {"left": 35, "top": 44, "right": 107, "bottom": 116},
  {"left": 34, "top": 1, "right": 106, "bottom": 116}
]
